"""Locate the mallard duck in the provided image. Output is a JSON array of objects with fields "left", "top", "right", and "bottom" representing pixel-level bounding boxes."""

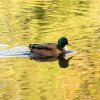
[{"left": 29, "top": 37, "right": 69, "bottom": 58}]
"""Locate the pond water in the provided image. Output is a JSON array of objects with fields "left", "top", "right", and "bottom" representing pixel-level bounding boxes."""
[{"left": 0, "top": 0, "right": 100, "bottom": 100}]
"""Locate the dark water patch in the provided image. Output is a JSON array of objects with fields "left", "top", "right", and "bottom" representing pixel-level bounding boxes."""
[
  {"left": 40, "top": 96, "right": 46, "bottom": 100},
  {"left": 73, "top": 0, "right": 90, "bottom": 16},
  {"left": 34, "top": 5, "right": 46, "bottom": 20}
]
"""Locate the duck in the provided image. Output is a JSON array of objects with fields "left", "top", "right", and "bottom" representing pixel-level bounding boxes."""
[{"left": 29, "top": 37, "right": 69, "bottom": 58}]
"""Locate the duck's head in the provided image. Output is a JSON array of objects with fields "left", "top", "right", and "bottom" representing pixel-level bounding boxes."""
[{"left": 58, "top": 37, "right": 68, "bottom": 49}]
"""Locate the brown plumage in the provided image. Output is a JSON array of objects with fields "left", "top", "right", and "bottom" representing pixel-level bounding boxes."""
[
  {"left": 29, "top": 37, "right": 69, "bottom": 58},
  {"left": 29, "top": 43, "right": 65, "bottom": 58}
]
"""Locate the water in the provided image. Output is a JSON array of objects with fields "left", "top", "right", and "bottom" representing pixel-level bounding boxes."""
[
  {"left": 0, "top": 0, "right": 100, "bottom": 100},
  {"left": 0, "top": 44, "right": 76, "bottom": 68},
  {"left": 0, "top": 45, "right": 30, "bottom": 58}
]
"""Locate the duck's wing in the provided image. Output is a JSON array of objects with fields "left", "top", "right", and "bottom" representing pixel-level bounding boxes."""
[
  {"left": 29, "top": 43, "right": 57, "bottom": 50},
  {"left": 29, "top": 43, "right": 60, "bottom": 57}
]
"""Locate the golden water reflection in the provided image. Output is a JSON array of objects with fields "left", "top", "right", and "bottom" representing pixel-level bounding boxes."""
[{"left": 0, "top": 0, "right": 100, "bottom": 100}]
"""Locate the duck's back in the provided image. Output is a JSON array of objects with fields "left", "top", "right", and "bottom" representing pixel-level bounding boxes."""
[{"left": 29, "top": 43, "right": 62, "bottom": 58}]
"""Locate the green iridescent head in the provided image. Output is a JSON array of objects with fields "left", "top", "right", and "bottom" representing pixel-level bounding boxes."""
[{"left": 58, "top": 37, "right": 68, "bottom": 49}]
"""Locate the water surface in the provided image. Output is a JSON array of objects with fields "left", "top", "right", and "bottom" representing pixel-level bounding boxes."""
[{"left": 0, "top": 0, "right": 100, "bottom": 100}]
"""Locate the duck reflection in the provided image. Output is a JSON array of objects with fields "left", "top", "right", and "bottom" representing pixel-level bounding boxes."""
[
  {"left": 58, "top": 53, "right": 73, "bottom": 68},
  {"left": 29, "top": 53, "right": 73, "bottom": 68}
]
